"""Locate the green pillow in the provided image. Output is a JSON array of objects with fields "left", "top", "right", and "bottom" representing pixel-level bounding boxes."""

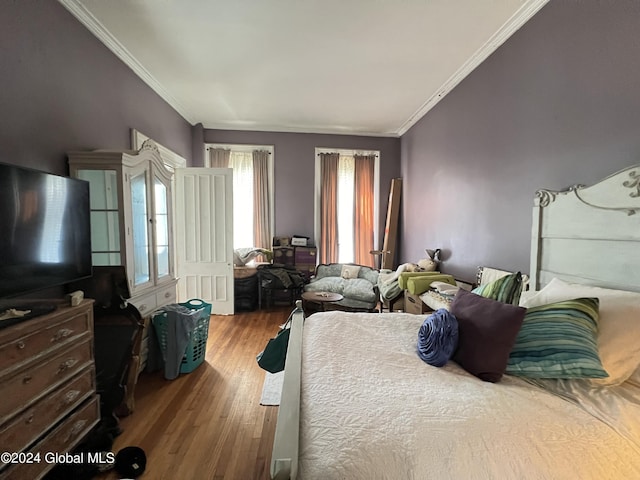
[
  {"left": 472, "top": 272, "right": 523, "bottom": 305},
  {"left": 506, "top": 298, "right": 608, "bottom": 379}
]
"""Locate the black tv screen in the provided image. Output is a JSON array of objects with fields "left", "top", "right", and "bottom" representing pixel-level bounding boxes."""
[{"left": 0, "top": 162, "right": 92, "bottom": 299}]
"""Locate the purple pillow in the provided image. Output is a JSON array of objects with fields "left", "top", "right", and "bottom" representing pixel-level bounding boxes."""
[{"left": 450, "top": 289, "right": 526, "bottom": 383}]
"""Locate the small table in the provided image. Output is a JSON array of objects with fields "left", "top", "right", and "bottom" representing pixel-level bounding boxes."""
[{"left": 301, "top": 291, "right": 343, "bottom": 315}]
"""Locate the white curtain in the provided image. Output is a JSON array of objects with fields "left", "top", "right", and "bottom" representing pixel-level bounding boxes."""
[
  {"left": 337, "top": 155, "right": 355, "bottom": 263},
  {"left": 229, "top": 151, "right": 254, "bottom": 248}
]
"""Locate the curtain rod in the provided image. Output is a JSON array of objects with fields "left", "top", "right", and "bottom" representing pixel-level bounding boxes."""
[
  {"left": 317, "top": 152, "right": 379, "bottom": 158},
  {"left": 206, "top": 147, "right": 271, "bottom": 153}
]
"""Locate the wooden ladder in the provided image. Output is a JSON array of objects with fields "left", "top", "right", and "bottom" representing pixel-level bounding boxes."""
[{"left": 371, "top": 177, "right": 401, "bottom": 270}]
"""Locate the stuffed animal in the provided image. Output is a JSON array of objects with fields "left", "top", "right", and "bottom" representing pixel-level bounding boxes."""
[
  {"left": 417, "top": 249, "right": 441, "bottom": 272},
  {"left": 403, "top": 262, "right": 421, "bottom": 273},
  {"left": 380, "top": 262, "right": 419, "bottom": 285},
  {"left": 380, "top": 250, "right": 442, "bottom": 286}
]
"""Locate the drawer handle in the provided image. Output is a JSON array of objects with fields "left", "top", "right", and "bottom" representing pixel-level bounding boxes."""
[
  {"left": 164, "top": 292, "right": 171, "bottom": 298},
  {"left": 64, "top": 389, "right": 81, "bottom": 405},
  {"left": 139, "top": 304, "right": 148, "bottom": 311},
  {"left": 51, "top": 328, "right": 74, "bottom": 343},
  {"left": 408, "top": 297, "right": 416, "bottom": 304},
  {"left": 23, "top": 375, "right": 32, "bottom": 384},
  {"left": 25, "top": 413, "right": 34, "bottom": 425},
  {"left": 58, "top": 358, "right": 78, "bottom": 374},
  {"left": 16, "top": 341, "right": 26, "bottom": 350},
  {"left": 66, "top": 419, "right": 88, "bottom": 442}
]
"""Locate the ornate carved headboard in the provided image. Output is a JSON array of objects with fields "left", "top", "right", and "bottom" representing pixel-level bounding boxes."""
[{"left": 530, "top": 165, "right": 640, "bottom": 293}]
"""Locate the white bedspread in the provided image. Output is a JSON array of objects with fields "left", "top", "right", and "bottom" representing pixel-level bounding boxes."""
[{"left": 299, "top": 312, "right": 640, "bottom": 480}]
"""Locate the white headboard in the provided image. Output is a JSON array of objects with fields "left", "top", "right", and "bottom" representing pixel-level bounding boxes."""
[{"left": 530, "top": 165, "right": 640, "bottom": 293}]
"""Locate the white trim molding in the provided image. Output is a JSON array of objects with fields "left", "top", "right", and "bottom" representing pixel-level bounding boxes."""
[
  {"left": 397, "top": 0, "right": 549, "bottom": 136},
  {"left": 60, "top": 0, "right": 548, "bottom": 138},
  {"left": 59, "top": 0, "right": 195, "bottom": 125}
]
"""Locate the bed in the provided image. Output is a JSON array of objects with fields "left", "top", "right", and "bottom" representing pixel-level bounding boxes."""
[{"left": 271, "top": 165, "right": 640, "bottom": 479}]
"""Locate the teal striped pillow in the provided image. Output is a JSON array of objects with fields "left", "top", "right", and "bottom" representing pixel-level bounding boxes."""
[
  {"left": 506, "top": 298, "right": 608, "bottom": 379},
  {"left": 472, "top": 272, "right": 523, "bottom": 305}
]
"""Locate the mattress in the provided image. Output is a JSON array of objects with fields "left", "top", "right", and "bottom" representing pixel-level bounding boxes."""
[{"left": 299, "top": 311, "right": 640, "bottom": 480}]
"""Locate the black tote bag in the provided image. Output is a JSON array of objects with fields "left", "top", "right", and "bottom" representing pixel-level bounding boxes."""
[{"left": 256, "top": 311, "right": 295, "bottom": 373}]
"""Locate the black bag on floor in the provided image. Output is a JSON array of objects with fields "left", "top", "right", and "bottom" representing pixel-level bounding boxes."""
[{"left": 256, "top": 310, "right": 296, "bottom": 373}]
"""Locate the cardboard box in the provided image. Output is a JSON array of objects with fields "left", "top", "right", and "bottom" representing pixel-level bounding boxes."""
[{"left": 404, "top": 290, "right": 429, "bottom": 314}]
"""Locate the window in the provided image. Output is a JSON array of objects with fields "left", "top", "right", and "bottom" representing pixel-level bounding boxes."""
[
  {"left": 337, "top": 155, "right": 355, "bottom": 262},
  {"left": 206, "top": 144, "right": 274, "bottom": 251},
  {"left": 315, "top": 148, "right": 379, "bottom": 266},
  {"left": 229, "top": 151, "right": 254, "bottom": 248}
]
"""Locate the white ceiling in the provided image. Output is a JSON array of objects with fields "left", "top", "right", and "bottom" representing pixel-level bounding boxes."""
[{"left": 60, "top": 0, "right": 548, "bottom": 137}]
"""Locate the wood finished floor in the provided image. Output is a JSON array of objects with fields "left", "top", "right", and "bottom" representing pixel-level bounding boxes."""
[{"left": 97, "top": 306, "right": 289, "bottom": 480}]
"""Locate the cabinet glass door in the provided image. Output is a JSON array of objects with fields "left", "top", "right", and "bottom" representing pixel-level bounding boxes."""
[
  {"left": 154, "top": 175, "right": 170, "bottom": 279},
  {"left": 130, "top": 170, "right": 151, "bottom": 287},
  {"left": 76, "top": 169, "right": 121, "bottom": 265}
]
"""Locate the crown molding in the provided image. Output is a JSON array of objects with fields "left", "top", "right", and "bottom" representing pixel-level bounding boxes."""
[
  {"left": 58, "top": 0, "right": 196, "bottom": 125},
  {"left": 60, "top": 0, "right": 548, "bottom": 138},
  {"left": 397, "top": 0, "right": 549, "bottom": 136},
  {"left": 201, "top": 122, "right": 400, "bottom": 138}
]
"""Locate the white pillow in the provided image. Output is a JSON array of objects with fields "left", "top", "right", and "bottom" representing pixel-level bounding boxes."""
[
  {"left": 518, "top": 290, "right": 539, "bottom": 306},
  {"left": 431, "top": 281, "right": 459, "bottom": 295},
  {"left": 521, "top": 278, "right": 640, "bottom": 385},
  {"left": 341, "top": 265, "right": 361, "bottom": 280}
]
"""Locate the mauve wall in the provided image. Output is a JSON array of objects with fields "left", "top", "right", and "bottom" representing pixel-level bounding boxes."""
[
  {"left": 203, "top": 129, "right": 401, "bottom": 246},
  {"left": 400, "top": 0, "right": 640, "bottom": 282},
  {"left": 0, "top": 1, "right": 193, "bottom": 176}
]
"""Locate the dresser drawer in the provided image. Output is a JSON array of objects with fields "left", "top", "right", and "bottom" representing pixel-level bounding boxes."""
[
  {"left": 0, "top": 369, "right": 95, "bottom": 466},
  {"left": 0, "top": 339, "right": 93, "bottom": 423},
  {"left": 129, "top": 290, "right": 157, "bottom": 318},
  {"left": 294, "top": 246, "right": 317, "bottom": 266},
  {"left": 0, "top": 306, "right": 92, "bottom": 378},
  {"left": 156, "top": 283, "right": 176, "bottom": 308},
  {"left": 129, "top": 282, "right": 177, "bottom": 319},
  {"left": 3, "top": 395, "right": 100, "bottom": 480}
]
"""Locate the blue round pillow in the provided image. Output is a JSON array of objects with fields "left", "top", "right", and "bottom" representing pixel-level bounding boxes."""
[{"left": 417, "top": 309, "right": 459, "bottom": 367}]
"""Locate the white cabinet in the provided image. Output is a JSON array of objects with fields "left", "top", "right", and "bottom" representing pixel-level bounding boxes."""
[{"left": 68, "top": 141, "right": 177, "bottom": 308}]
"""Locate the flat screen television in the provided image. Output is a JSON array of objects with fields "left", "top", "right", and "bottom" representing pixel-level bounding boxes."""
[{"left": 0, "top": 162, "right": 92, "bottom": 300}]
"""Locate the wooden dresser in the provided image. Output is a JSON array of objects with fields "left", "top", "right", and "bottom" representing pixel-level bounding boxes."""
[
  {"left": 294, "top": 246, "right": 317, "bottom": 281},
  {"left": 0, "top": 300, "right": 100, "bottom": 480}
]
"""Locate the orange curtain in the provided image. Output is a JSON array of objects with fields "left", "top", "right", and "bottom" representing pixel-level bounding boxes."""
[
  {"left": 319, "top": 153, "right": 339, "bottom": 264},
  {"left": 354, "top": 154, "right": 375, "bottom": 267}
]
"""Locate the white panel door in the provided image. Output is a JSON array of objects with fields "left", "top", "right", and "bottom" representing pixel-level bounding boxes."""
[{"left": 175, "top": 168, "right": 234, "bottom": 314}]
